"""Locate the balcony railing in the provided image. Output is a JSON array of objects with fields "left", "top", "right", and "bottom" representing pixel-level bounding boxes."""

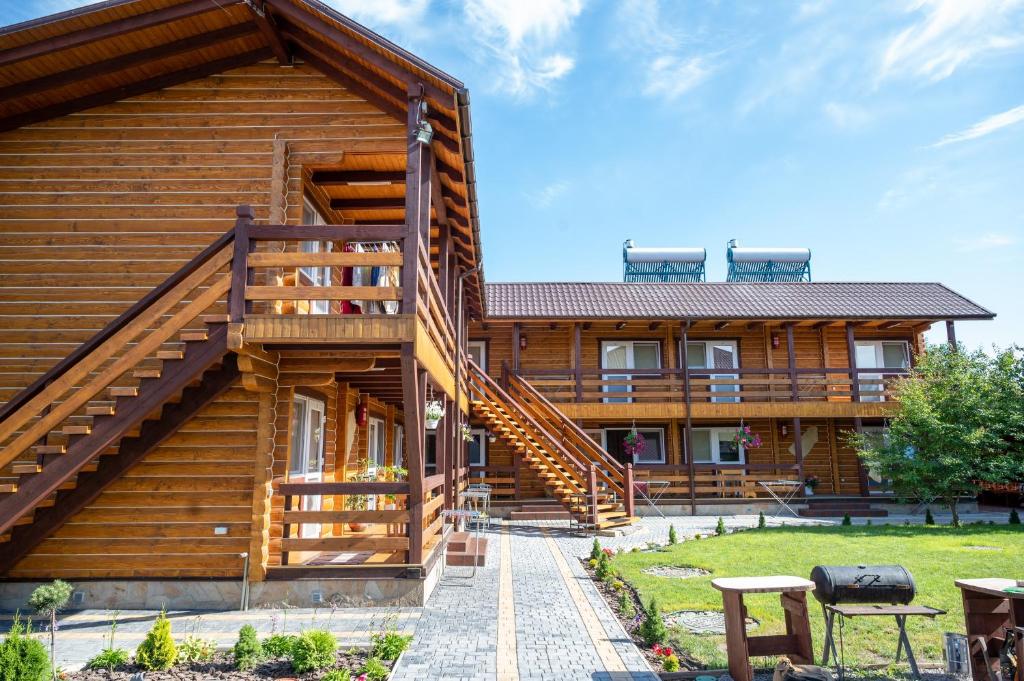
[{"left": 515, "top": 366, "right": 909, "bottom": 404}]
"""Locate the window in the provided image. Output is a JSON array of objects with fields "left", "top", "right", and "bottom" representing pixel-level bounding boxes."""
[
  {"left": 602, "top": 427, "right": 666, "bottom": 465},
  {"left": 289, "top": 394, "right": 325, "bottom": 476},
  {"left": 689, "top": 427, "right": 744, "bottom": 464},
  {"left": 855, "top": 341, "right": 909, "bottom": 402},
  {"left": 368, "top": 417, "right": 386, "bottom": 470},
  {"left": 601, "top": 341, "right": 661, "bottom": 403},
  {"left": 685, "top": 340, "right": 740, "bottom": 403},
  {"left": 300, "top": 199, "right": 332, "bottom": 314},
  {"left": 467, "top": 428, "right": 487, "bottom": 466},
  {"left": 467, "top": 340, "right": 487, "bottom": 373},
  {"left": 425, "top": 432, "right": 437, "bottom": 469},
  {"left": 393, "top": 424, "right": 404, "bottom": 468}
]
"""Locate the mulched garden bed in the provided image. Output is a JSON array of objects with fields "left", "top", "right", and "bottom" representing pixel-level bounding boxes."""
[
  {"left": 66, "top": 649, "right": 390, "bottom": 680},
  {"left": 581, "top": 555, "right": 702, "bottom": 673}
]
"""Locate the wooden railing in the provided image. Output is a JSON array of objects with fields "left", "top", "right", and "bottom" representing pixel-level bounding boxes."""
[
  {"left": 468, "top": 465, "right": 518, "bottom": 498},
  {"left": 416, "top": 241, "right": 456, "bottom": 374},
  {"left": 516, "top": 367, "right": 908, "bottom": 404},
  {"left": 634, "top": 463, "right": 800, "bottom": 499}
]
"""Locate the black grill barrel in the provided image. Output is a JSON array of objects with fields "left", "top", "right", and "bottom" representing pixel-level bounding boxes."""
[{"left": 810, "top": 565, "right": 916, "bottom": 605}]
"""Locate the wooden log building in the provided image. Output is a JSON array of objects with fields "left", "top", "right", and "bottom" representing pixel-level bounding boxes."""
[{"left": 0, "top": 0, "right": 994, "bottom": 607}]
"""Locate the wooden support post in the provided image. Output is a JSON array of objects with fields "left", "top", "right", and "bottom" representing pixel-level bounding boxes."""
[
  {"left": 512, "top": 322, "right": 521, "bottom": 374},
  {"left": 402, "top": 86, "right": 428, "bottom": 315},
  {"left": 281, "top": 493, "right": 292, "bottom": 567},
  {"left": 786, "top": 323, "right": 798, "bottom": 401},
  {"left": 946, "top": 320, "right": 957, "bottom": 351},
  {"left": 624, "top": 463, "right": 635, "bottom": 517},
  {"left": 438, "top": 396, "right": 451, "bottom": 511},
  {"left": 401, "top": 345, "right": 425, "bottom": 565},
  {"left": 588, "top": 464, "right": 599, "bottom": 528},
  {"left": 229, "top": 205, "right": 254, "bottom": 323},
  {"left": 574, "top": 322, "right": 583, "bottom": 403},
  {"left": 681, "top": 320, "right": 696, "bottom": 516},
  {"left": 792, "top": 416, "right": 804, "bottom": 482},
  {"left": 846, "top": 322, "right": 860, "bottom": 403}
]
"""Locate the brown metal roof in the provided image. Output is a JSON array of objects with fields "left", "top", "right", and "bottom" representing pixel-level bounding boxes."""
[{"left": 484, "top": 282, "right": 995, "bottom": 321}]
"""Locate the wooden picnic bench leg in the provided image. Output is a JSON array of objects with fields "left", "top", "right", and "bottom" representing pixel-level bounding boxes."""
[
  {"left": 781, "top": 591, "right": 814, "bottom": 664},
  {"left": 723, "top": 591, "right": 753, "bottom": 681}
]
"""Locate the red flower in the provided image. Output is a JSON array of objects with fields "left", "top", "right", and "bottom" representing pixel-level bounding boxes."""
[
  {"left": 662, "top": 647, "right": 673, "bottom": 657},
  {"left": 652, "top": 644, "right": 662, "bottom": 655}
]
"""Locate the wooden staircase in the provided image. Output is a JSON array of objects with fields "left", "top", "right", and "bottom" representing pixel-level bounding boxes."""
[
  {"left": 0, "top": 231, "right": 239, "bottom": 567},
  {"left": 466, "top": 361, "right": 635, "bottom": 531}
]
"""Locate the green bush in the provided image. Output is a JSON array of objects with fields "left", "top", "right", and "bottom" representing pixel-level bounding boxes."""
[
  {"left": 618, "top": 591, "right": 635, "bottom": 618},
  {"left": 668, "top": 525, "right": 678, "bottom": 545},
  {"left": 360, "top": 656, "right": 389, "bottom": 681},
  {"left": 638, "top": 598, "right": 667, "bottom": 646},
  {"left": 1009, "top": 509, "right": 1020, "bottom": 525},
  {"left": 925, "top": 508, "right": 935, "bottom": 525},
  {"left": 715, "top": 517, "right": 726, "bottom": 536},
  {"left": 758, "top": 511, "right": 766, "bottom": 528},
  {"left": 370, "top": 629, "right": 412, "bottom": 661},
  {"left": 663, "top": 654, "right": 680, "bottom": 672},
  {"left": 0, "top": 614, "right": 50, "bottom": 681},
  {"left": 595, "top": 552, "right": 612, "bottom": 581},
  {"left": 233, "top": 624, "right": 262, "bottom": 671},
  {"left": 323, "top": 670, "right": 352, "bottom": 681},
  {"left": 177, "top": 634, "right": 217, "bottom": 664},
  {"left": 289, "top": 629, "right": 337, "bottom": 673},
  {"left": 590, "top": 537, "right": 602, "bottom": 561},
  {"left": 261, "top": 633, "right": 298, "bottom": 658},
  {"left": 841, "top": 513, "right": 852, "bottom": 526},
  {"left": 86, "top": 648, "right": 130, "bottom": 672},
  {"left": 135, "top": 611, "right": 177, "bottom": 671}
]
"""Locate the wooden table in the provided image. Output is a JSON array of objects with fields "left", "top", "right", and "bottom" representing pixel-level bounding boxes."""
[
  {"left": 821, "top": 604, "right": 945, "bottom": 681},
  {"left": 956, "top": 578, "right": 1024, "bottom": 681},
  {"left": 712, "top": 576, "right": 816, "bottom": 681}
]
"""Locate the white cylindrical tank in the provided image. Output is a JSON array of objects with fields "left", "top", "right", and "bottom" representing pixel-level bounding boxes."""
[{"left": 624, "top": 247, "right": 706, "bottom": 263}]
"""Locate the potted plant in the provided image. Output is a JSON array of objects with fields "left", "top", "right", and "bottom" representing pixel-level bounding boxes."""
[
  {"left": 623, "top": 427, "right": 646, "bottom": 461},
  {"left": 345, "top": 493, "right": 368, "bottom": 531},
  {"left": 460, "top": 423, "right": 474, "bottom": 442},
  {"left": 425, "top": 400, "right": 444, "bottom": 430},
  {"left": 733, "top": 425, "right": 763, "bottom": 448},
  {"left": 804, "top": 475, "right": 820, "bottom": 496}
]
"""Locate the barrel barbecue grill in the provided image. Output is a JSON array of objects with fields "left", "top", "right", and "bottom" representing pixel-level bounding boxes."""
[{"left": 810, "top": 565, "right": 943, "bottom": 681}]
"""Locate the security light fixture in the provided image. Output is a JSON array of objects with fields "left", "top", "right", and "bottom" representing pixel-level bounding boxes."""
[{"left": 414, "top": 99, "right": 433, "bottom": 146}]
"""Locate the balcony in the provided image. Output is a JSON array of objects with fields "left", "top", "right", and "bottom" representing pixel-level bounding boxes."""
[{"left": 512, "top": 366, "right": 908, "bottom": 419}]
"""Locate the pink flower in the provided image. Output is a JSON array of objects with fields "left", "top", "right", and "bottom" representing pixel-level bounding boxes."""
[{"left": 652, "top": 644, "right": 663, "bottom": 654}]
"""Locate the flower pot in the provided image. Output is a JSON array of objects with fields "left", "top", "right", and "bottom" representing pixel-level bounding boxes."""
[
  {"left": 348, "top": 522, "right": 366, "bottom": 532},
  {"left": 805, "top": 486, "right": 815, "bottom": 496},
  {"left": 425, "top": 417, "right": 440, "bottom": 430}
]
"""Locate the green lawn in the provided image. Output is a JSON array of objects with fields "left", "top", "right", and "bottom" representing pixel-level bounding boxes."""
[{"left": 610, "top": 524, "right": 1024, "bottom": 669}]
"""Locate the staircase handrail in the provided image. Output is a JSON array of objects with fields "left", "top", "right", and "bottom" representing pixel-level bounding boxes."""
[
  {"left": 509, "top": 372, "right": 625, "bottom": 474},
  {"left": 0, "top": 232, "right": 236, "bottom": 469},
  {"left": 465, "top": 359, "right": 591, "bottom": 489},
  {"left": 0, "top": 228, "right": 237, "bottom": 423}
]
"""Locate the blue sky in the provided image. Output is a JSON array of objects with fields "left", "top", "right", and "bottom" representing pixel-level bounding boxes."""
[{"left": 5, "top": 0, "right": 1024, "bottom": 351}]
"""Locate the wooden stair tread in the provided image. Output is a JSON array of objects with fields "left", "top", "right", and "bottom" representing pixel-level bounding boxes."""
[
  {"left": 201, "top": 314, "right": 230, "bottom": 323},
  {"left": 180, "top": 331, "right": 209, "bottom": 342},
  {"left": 132, "top": 369, "right": 162, "bottom": 379},
  {"left": 109, "top": 386, "right": 138, "bottom": 397},
  {"left": 33, "top": 445, "right": 65, "bottom": 455}
]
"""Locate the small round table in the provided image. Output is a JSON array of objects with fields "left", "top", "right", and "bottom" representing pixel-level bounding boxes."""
[{"left": 712, "top": 576, "right": 816, "bottom": 681}]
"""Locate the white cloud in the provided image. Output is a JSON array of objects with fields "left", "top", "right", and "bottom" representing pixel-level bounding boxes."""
[
  {"left": 615, "top": 0, "right": 719, "bottom": 102},
  {"left": 327, "top": 0, "right": 430, "bottom": 26},
  {"left": 527, "top": 181, "right": 570, "bottom": 208},
  {"left": 822, "top": 101, "right": 872, "bottom": 129},
  {"left": 954, "top": 232, "right": 1018, "bottom": 252},
  {"left": 879, "top": 0, "right": 1024, "bottom": 83},
  {"left": 932, "top": 104, "right": 1024, "bottom": 147},
  {"left": 462, "top": 0, "right": 584, "bottom": 98}
]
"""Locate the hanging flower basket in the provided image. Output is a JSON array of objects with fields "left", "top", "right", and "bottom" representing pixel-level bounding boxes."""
[
  {"left": 425, "top": 400, "right": 444, "bottom": 430},
  {"left": 460, "top": 423, "right": 474, "bottom": 442},
  {"left": 804, "top": 475, "right": 820, "bottom": 496},
  {"left": 733, "top": 425, "right": 762, "bottom": 449},
  {"left": 623, "top": 428, "right": 646, "bottom": 460}
]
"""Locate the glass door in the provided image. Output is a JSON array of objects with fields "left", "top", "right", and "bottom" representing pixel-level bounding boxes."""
[
  {"left": 855, "top": 341, "right": 909, "bottom": 402},
  {"left": 300, "top": 199, "right": 331, "bottom": 314},
  {"left": 862, "top": 426, "right": 892, "bottom": 494},
  {"left": 686, "top": 340, "right": 739, "bottom": 403},
  {"left": 289, "top": 394, "right": 326, "bottom": 538},
  {"left": 601, "top": 341, "right": 661, "bottom": 403}
]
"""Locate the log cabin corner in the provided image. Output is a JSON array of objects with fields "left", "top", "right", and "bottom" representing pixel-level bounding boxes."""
[{"left": 0, "top": 0, "right": 996, "bottom": 610}]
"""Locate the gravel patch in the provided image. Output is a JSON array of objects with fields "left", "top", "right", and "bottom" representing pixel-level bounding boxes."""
[
  {"left": 666, "top": 610, "right": 759, "bottom": 635},
  {"left": 642, "top": 566, "right": 710, "bottom": 579}
]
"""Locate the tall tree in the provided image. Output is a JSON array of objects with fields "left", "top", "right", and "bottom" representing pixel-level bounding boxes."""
[{"left": 851, "top": 344, "right": 1024, "bottom": 526}]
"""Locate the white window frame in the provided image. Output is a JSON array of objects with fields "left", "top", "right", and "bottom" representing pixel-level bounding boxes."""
[
  {"left": 300, "top": 198, "right": 332, "bottom": 314},
  {"left": 601, "top": 427, "right": 666, "bottom": 465},
  {"left": 367, "top": 417, "right": 386, "bottom": 471},
  {"left": 683, "top": 339, "right": 740, "bottom": 403},
  {"left": 393, "top": 423, "right": 404, "bottom": 469},
  {"left": 468, "top": 428, "right": 487, "bottom": 466},
  {"left": 467, "top": 340, "right": 487, "bottom": 373},
  {"left": 855, "top": 340, "right": 909, "bottom": 402},
  {"left": 600, "top": 340, "right": 662, "bottom": 403},
  {"left": 289, "top": 393, "right": 326, "bottom": 538},
  {"left": 688, "top": 427, "right": 746, "bottom": 464}
]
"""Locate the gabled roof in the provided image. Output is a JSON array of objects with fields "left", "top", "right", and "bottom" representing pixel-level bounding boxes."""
[
  {"left": 484, "top": 282, "right": 995, "bottom": 321},
  {"left": 0, "top": 0, "right": 485, "bottom": 307}
]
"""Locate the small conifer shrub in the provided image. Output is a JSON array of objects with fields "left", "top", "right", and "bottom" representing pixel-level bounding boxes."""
[{"left": 135, "top": 611, "right": 177, "bottom": 671}]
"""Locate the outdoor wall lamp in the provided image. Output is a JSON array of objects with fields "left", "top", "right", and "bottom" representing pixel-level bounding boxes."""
[
  {"left": 414, "top": 99, "right": 433, "bottom": 146},
  {"left": 771, "top": 334, "right": 780, "bottom": 349},
  {"left": 519, "top": 335, "right": 528, "bottom": 350},
  {"left": 488, "top": 433, "right": 497, "bottom": 444},
  {"left": 779, "top": 423, "right": 789, "bottom": 438}
]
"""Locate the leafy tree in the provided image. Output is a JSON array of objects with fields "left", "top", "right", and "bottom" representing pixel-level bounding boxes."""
[
  {"left": 27, "top": 580, "right": 72, "bottom": 680},
  {"left": 851, "top": 344, "right": 1024, "bottom": 527},
  {"left": 924, "top": 508, "right": 935, "bottom": 525}
]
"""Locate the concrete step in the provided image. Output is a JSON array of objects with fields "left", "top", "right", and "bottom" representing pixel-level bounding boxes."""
[
  {"left": 446, "top": 535, "right": 488, "bottom": 566},
  {"left": 510, "top": 510, "right": 571, "bottom": 521}
]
